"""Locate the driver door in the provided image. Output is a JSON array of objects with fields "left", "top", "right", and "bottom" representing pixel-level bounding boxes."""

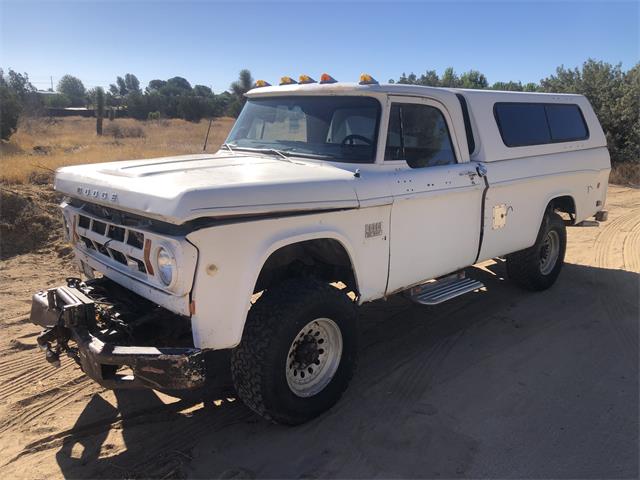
[{"left": 385, "top": 96, "right": 484, "bottom": 293}]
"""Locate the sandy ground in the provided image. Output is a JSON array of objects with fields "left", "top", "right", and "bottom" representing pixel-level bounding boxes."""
[{"left": 0, "top": 185, "right": 638, "bottom": 479}]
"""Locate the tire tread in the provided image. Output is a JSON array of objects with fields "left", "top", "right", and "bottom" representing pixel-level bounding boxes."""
[{"left": 230, "top": 278, "right": 356, "bottom": 424}]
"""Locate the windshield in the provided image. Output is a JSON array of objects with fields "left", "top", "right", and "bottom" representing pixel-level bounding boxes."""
[{"left": 225, "top": 96, "right": 381, "bottom": 163}]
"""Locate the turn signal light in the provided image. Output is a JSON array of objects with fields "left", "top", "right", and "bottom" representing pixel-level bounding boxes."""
[
  {"left": 319, "top": 73, "right": 337, "bottom": 84},
  {"left": 359, "top": 73, "right": 378, "bottom": 85},
  {"left": 254, "top": 80, "right": 271, "bottom": 88},
  {"left": 280, "top": 76, "right": 298, "bottom": 85},
  {"left": 298, "top": 74, "right": 316, "bottom": 84}
]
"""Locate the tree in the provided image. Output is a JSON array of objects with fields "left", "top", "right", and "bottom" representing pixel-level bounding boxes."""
[
  {"left": 618, "top": 64, "right": 639, "bottom": 163},
  {"left": 194, "top": 84, "right": 213, "bottom": 97},
  {"left": 0, "top": 71, "right": 21, "bottom": 140},
  {"left": 207, "top": 92, "right": 231, "bottom": 117},
  {"left": 418, "top": 70, "right": 440, "bottom": 86},
  {"left": 124, "top": 73, "right": 141, "bottom": 94},
  {"left": 4, "top": 69, "right": 41, "bottom": 115},
  {"left": 44, "top": 93, "right": 72, "bottom": 108},
  {"left": 116, "top": 76, "right": 128, "bottom": 95},
  {"left": 95, "top": 87, "right": 105, "bottom": 135},
  {"left": 146, "top": 79, "right": 167, "bottom": 94},
  {"left": 230, "top": 69, "right": 253, "bottom": 97},
  {"left": 110, "top": 73, "right": 141, "bottom": 96},
  {"left": 126, "top": 92, "right": 152, "bottom": 120},
  {"left": 166, "top": 76, "right": 192, "bottom": 92},
  {"left": 491, "top": 81, "right": 523, "bottom": 91},
  {"left": 459, "top": 70, "right": 488, "bottom": 89},
  {"left": 440, "top": 67, "right": 460, "bottom": 87},
  {"left": 178, "top": 95, "right": 207, "bottom": 122},
  {"left": 57, "top": 74, "right": 86, "bottom": 107},
  {"left": 228, "top": 69, "right": 254, "bottom": 117},
  {"left": 5, "top": 70, "right": 36, "bottom": 101}
]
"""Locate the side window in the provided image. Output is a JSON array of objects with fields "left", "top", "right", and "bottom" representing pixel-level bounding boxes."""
[
  {"left": 385, "top": 103, "right": 457, "bottom": 168},
  {"left": 545, "top": 104, "right": 589, "bottom": 142},
  {"left": 494, "top": 103, "right": 550, "bottom": 147},
  {"left": 494, "top": 102, "right": 589, "bottom": 147}
]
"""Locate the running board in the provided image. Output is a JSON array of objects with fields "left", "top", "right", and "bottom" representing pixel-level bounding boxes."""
[{"left": 409, "top": 276, "right": 484, "bottom": 306}]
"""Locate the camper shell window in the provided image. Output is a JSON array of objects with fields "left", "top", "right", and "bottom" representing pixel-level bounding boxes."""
[{"left": 494, "top": 102, "right": 589, "bottom": 147}]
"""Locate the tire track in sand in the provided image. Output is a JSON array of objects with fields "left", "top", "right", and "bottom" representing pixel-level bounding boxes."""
[
  {"left": 622, "top": 219, "right": 640, "bottom": 273},
  {"left": 0, "top": 376, "right": 94, "bottom": 435},
  {"left": 0, "top": 361, "right": 76, "bottom": 401},
  {"left": 593, "top": 208, "right": 640, "bottom": 363}
]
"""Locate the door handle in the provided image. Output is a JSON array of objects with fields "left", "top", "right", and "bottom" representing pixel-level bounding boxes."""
[{"left": 459, "top": 164, "right": 487, "bottom": 179}]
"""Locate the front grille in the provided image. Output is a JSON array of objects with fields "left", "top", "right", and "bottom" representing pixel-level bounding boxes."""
[
  {"left": 74, "top": 212, "right": 150, "bottom": 279},
  {"left": 108, "top": 225, "right": 125, "bottom": 242},
  {"left": 91, "top": 220, "right": 107, "bottom": 235},
  {"left": 126, "top": 230, "right": 144, "bottom": 249}
]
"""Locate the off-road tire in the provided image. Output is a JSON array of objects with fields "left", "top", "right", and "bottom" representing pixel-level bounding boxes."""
[
  {"left": 230, "top": 278, "right": 357, "bottom": 425},
  {"left": 506, "top": 210, "right": 566, "bottom": 291}
]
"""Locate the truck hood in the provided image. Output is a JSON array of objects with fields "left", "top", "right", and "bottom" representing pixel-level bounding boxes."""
[{"left": 54, "top": 153, "right": 360, "bottom": 224}]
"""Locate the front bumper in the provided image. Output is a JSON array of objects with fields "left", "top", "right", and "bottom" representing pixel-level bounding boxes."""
[{"left": 30, "top": 280, "right": 206, "bottom": 390}]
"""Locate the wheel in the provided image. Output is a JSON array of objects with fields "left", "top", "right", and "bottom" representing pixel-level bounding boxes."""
[
  {"left": 506, "top": 210, "right": 566, "bottom": 291},
  {"left": 230, "top": 277, "right": 357, "bottom": 425}
]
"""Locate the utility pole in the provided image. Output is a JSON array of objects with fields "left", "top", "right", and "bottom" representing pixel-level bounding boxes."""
[{"left": 50, "top": 76, "right": 53, "bottom": 91}]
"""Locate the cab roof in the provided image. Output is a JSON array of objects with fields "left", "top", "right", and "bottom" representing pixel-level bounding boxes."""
[{"left": 245, "top": 82, "right": 585, "bottom": 101}]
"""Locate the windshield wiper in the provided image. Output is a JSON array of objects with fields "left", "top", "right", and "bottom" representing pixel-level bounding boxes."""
[
  {"left": 229, "top": 146, "right": 294, "bottom": 163},
  {"left": 285, "top": 150, "right": 337, "bottom": 160},
  {"left": 265, "top": 148, "right": 291, "bottom": 161},
  {"left": 222, "top": 143, "right": 235, "bottom": 154}
]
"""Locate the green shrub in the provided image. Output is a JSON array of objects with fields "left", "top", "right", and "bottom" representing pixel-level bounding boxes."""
[
  {"left": 44, "top": 93, "right": 72, "bottom": 108},
  {"left": 0, "top": 84, "right": 21, "bottom": 140}
]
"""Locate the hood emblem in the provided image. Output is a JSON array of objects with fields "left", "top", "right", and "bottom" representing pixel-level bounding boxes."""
[{"left": 76, "top": 186, "right": 118, "bottom": 203}]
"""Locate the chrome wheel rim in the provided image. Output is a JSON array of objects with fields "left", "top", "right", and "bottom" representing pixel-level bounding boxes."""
[
  {"left": 285, "top": 318, "right": 343, "bottom": 398},
  {"left": 539, "top": 230, "right": 560, "bottom": 275}
]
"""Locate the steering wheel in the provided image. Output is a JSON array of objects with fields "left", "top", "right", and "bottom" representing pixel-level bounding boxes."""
[{"left": 341, "top": 134, "right": 373, "bottom": 146}]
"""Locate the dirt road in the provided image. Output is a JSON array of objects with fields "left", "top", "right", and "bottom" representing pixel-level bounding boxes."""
[{"left": 1, "top": 185, "right": 638, "bottom": 478}]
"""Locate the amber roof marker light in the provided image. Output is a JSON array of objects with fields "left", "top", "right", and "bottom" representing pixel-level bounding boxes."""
[
  {"left": 280, "top": 76, "right": 298, "bottom": 85},
  {"left": 359, "top": 73, "right": 379, "bottom": 85},
  {"left": 253, "top": 80, "right": 271, "bottom": 88},
  {"left": 319, "top": 73, "right": 338, "bottom": 84},
  {"left": 298, "top": 75, "right": 317, "bottom": 84}
]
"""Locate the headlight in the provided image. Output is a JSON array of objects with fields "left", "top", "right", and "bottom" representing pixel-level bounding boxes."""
[{"left": 156, "top": 246, "right": 176, "bottom": 286}]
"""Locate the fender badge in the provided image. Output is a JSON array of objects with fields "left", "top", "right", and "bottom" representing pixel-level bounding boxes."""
[{"left": 365, "top": 221, "right": 383, "bottom": 238}]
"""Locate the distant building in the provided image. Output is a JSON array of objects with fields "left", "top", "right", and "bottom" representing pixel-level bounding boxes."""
[{"left": 46, "top": 107, "right": 95, "bottom": 117}]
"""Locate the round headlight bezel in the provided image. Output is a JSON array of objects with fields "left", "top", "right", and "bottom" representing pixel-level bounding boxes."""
[{"left": 156, "top": 245, "right": 177, "bottom": 287}]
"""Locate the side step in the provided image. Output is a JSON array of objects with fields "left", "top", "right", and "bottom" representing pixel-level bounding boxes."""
[{"left": 409, "top": 274, "right": 484, "bottom": 306}]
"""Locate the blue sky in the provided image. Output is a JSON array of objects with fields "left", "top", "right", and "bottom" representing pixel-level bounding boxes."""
[{"left": 1, "top": 0, "right": 637, "bottom": 92}]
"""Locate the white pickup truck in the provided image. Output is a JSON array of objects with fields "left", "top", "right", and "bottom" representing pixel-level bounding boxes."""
[{"left": 30, "top": 74, "right": 610, "bottom": 424}]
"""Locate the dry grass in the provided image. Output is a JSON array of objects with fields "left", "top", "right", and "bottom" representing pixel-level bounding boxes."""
[
  {"left": 0, "top": 116, "right": 234, "bottom": 184},
  {"left": 609, "top": 162, "right": 640, "bottom": 187}
]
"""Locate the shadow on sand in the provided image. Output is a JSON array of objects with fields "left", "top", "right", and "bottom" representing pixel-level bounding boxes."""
[{"left": 54, "top": 261, "right": 639, "bottom": 478}]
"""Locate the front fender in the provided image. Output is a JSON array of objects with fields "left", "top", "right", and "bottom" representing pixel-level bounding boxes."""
[{"left": 186, "top": 206, "right": 390, "bottom": 350}]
